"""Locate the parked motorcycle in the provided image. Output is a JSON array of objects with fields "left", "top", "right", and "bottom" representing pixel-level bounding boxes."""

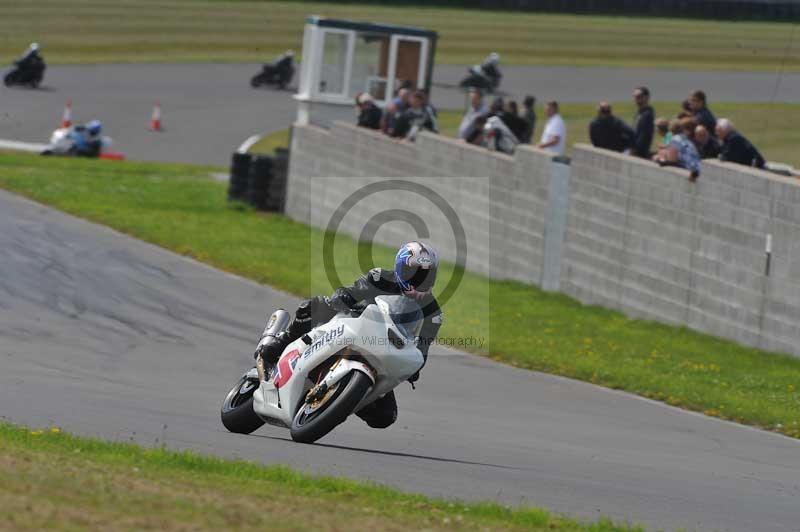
[
  {"left": 221, "top": 295, "right": 425, "bottom": 443},
  {"left": 250, "top": 51, "right": 295, "bottom": 89},
  {"left": 4, "top": 56, "right": 46, "bottom": 88},
  {"left": 459, "top": 52, "right": 502, "bottom": 93}
]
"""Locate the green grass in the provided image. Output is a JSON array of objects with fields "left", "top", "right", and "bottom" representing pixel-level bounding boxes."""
[
  {"left": 1, "top": 0, "right": 798, "bottom": 71},
  {"left": 0, "top": 423, "right": 639, "bottom": 531},
  {"left": 0, "top": 152, "right": 798, "bottom": 439}
]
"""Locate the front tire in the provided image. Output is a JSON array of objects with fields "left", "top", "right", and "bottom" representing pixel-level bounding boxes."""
[
  {"left": 290, "top": 370, "right": 372, "bottom": 444},
  {"left": 4, "top": 71, "right": 17, "bottom": 87},
  {"left": 221, "top": 372, "right": 265, "bottom": 434}
]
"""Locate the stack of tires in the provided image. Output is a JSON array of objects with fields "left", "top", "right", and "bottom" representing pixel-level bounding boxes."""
[
  {"left": 227, "top": 152, "right": 252, "bottom": 202},
  {"left": 227, "top": 149, "right": 288, "bottom": 212}
]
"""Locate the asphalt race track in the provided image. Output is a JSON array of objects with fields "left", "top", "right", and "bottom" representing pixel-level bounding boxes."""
[
  {"left": 2, "top": 64, "right": 799, "bottom": 166},
  {"left": 1, "top": 190, "right": 798, "bottom": 531}
]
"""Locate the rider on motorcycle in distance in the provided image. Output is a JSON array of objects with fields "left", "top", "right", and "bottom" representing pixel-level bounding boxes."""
[{"left": 255, "top": 241, "right": 443, "bottom": 429}]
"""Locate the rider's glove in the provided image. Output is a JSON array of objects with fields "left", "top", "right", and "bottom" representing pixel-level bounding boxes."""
[{"left": 408, "top": 371, "right": 420, "bottom": 384}]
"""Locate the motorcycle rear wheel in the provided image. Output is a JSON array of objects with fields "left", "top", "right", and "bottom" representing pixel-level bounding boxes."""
[
  {"left": 290, "top": 370, "right": 372, "bottom": 444},
  {"left": 221, "top": 372, "right": 265, "bottom": 434}
]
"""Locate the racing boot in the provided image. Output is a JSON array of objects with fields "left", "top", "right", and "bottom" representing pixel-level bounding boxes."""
[{"left": 254, "top": 309, "right": 292, "bottom": 366}]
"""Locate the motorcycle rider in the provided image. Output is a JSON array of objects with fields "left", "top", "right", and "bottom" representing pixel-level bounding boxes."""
[
  {"left": 273, "top": 50, "right": 294, "bottom": 78},
  {"left": 469, "top": 52, "right": 502, "bottom": 89},
  {"left": 69, "top": 120, "right": 104, "bottom": 158},
  {"left": 17, "top": 42, "right": 44, "bottom": 69},
  {"left": 254, "top": 241, "right": 443, "bottom": 429}
]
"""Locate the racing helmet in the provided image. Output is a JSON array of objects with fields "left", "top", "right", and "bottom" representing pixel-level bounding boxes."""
[
  {"left": 394, "top": 241, "right": 438, "bottom": 294},
  {"left": 30, "top": 42, "right": 39, "bottom": 51},
  {"left": 86, "top": 120, "right": 102, "bottom": 136},
  {"left": 487, "top": 52, "right": 500, "bottom": 64}
]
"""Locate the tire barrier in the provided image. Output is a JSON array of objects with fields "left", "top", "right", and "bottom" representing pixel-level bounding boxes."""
[
  {"left": 228, "top": 152, "right": 252, "bottom": 202},
  {"left": 227, "top": 149, "right": 288, "bottom": 212}
]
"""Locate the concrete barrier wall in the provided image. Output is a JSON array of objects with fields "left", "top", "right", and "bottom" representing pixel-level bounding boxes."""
[
  {"left": 287, "top": 123, "right": 800, "bottom": 357},
  {"left": 286, "top": 121, "right": 557, "bottom": 284}
]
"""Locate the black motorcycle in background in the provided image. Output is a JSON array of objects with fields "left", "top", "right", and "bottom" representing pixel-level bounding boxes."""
[
  {"left": 4, "top": 45, "right": 46, "bottom": 88},
  {"left": 251, "top": 51, "right": 295, "bottom": 89},
  {"left": 459, "top": 52, "right": 502, "bottom": 93}
]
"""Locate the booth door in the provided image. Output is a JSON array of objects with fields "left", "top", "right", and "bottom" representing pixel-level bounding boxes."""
[{"left": 390, "top": 36, "right": 428, "bottom": 92}]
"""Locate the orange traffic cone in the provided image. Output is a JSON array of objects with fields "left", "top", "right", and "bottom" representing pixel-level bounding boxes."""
[
  {"left": 60, "top": 100, "right": 72, "bottom": 128},
  {"left": 149, "top": 101, "right": 163, "bottom": 131}
]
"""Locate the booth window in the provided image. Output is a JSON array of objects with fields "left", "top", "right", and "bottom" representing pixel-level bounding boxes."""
[
  {"left": 320, "top": 31, "right": 348, "bottom": 95},
  {"left": 349, "top": 32, "right": 389, "bottom": 101}
]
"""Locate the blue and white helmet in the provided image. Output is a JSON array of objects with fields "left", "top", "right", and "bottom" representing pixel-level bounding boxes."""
[
  {"left": 86, "top": 120, "right": 102, "bottom": 136},
  {"left": 394, "top": 241, "right": 438, "bottom": 293}
]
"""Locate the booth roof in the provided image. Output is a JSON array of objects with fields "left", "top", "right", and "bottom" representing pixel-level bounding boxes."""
[{"left": 305, "top": 15, "right": 438, "bottom": 39}]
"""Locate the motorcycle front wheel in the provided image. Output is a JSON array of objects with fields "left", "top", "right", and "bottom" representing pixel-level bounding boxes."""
[
  {"left": 290, "top": 370, "right": 372, "bottom": 444},
  {"left": 220, "top": 371, "right": 265, "bottom": 434},
  {"left": 4, "top": 71, "right": 17, "bottom": 87},
  {"left": 250, "top": 73, "right": 266, "bottom": 88}
]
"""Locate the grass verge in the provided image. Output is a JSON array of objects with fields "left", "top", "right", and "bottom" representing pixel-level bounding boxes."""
[
  {"left": 0, "top": 152, "right": 798, "bottom": 439},
  {"left": 0, "top": 422, "right": 638, "bottom": 531},
  {"left": 0, "top": 0, "right": 798, "bottom": 71}
]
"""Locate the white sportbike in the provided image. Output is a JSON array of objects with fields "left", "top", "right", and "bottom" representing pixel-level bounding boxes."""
[{"left": 220, "top": 295, "right": 424, "bottom": 443}]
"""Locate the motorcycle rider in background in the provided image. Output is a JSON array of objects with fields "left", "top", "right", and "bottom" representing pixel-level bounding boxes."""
[
  {"left": 5, "top": 42, "right": 46, "bottom": 87},
  {"left": 254, "top": 241, "right": 443, "bottom": 429},
  {"left": 70, "top": 120, "right": 104, "bottom": 158},
  {"left": 18, "top": 43, "right": 44, "bottom": 69}
]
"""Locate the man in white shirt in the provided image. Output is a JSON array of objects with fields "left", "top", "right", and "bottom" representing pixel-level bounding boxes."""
[{"left": 537, "top": 101, "right": 566, "bottom": 155}]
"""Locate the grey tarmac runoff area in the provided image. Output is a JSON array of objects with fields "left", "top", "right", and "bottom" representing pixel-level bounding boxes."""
[
  {"left": 1, "top": 190, "right": 799, "bottom": 531},
  {"left": 2, "top": 63, "right": 799, "bottom": 166}
]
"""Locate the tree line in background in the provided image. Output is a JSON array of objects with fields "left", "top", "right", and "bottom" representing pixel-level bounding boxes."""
[{"left": 290, "top": 0, "right": 800, "bottom": 22}]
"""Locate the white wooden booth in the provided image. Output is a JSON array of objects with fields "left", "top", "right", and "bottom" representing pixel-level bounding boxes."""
[{"left": 294, "top": 16, "right": 438, "bottom": 128}]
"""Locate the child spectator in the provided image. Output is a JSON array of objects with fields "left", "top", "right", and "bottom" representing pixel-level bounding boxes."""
[{"left": 655, "top": 117, "right": 671, "bottom": 145}]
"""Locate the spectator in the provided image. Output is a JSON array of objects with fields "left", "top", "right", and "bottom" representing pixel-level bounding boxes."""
[
  {"left": 715, "top": 118, "right": 766, "bottom": 169},
  {"left": 392, "top": 90, "right": 438, "bottom": 141},
  {"left": 655, "top": 117, "right": 671, "bottom": 145},
  {"left": 653, "top": 117, "right": 701, "bottom": 180},
  {"left": 688, "top": 90, "right": 717, "bottom": 135},
  {"left": 502, "top": 100, "right": 528, "bottom": 141},
  {"left": 381, "top": 87, "right": 411, "bottom": 135},
  {"left": 458, "top": 88, "right": 487, "bottom": 140},
  {"left": 520, "top": 95, "right": 537, "bottom": 144},
  {"left": 694, "top": 125, "right": 720, "bottom": 159},
  {"left": 536, "top": 101, "right": 566, "bottom": 154},
  {"left": 589, "top": 101, "right": 634, "bottom": 152},
  {"left": 632, "top": 86, "right": 655, "bottom": 158},
  {"left": 355, "top": 92, "right": 382, "bottom": 130}
]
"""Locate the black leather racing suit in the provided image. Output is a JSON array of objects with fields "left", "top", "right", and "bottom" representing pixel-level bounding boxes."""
[{"left": 271, "top": 268, "right": 443, "bottom": 428}]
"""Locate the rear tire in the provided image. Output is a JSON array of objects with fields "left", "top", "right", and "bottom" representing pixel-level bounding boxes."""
[
  {"left": 4, "top": 71, "right": 17, "bottom": 87},
  {"left": 221, "top": 372, "right": 265, "bottom": 434},
  {"left": 290, "top": 370, "right": 372, "bottom": 444}
]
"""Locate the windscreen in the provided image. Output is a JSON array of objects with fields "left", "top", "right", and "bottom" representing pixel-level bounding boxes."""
[{"left": 375, "top": 295, "right": 424, "bottom": 340}]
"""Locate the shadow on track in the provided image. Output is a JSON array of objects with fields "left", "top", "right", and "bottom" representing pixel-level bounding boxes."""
[{"left": 250, "top": 433, "right": 530, "bottom": 471}]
